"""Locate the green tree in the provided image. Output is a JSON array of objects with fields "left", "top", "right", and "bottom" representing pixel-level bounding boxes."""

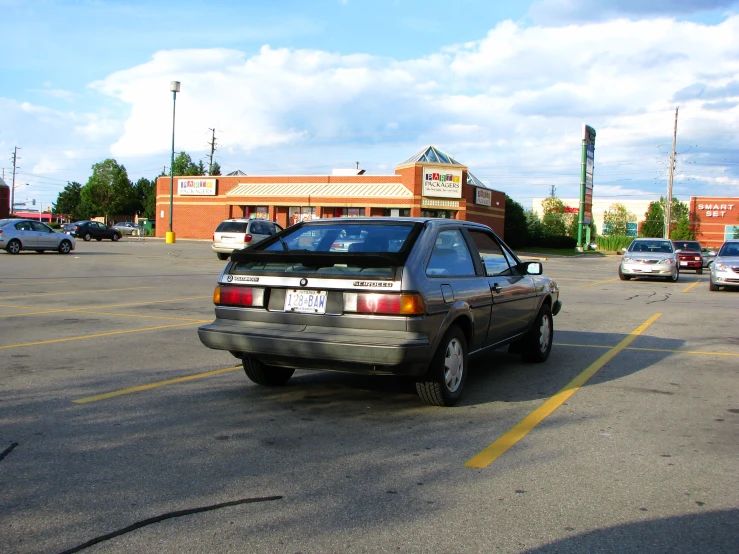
[
  {"left": 53, "top": 182, "right": 83, "bottom": 221},
  {"left": 503, "top": 196, "right": 529, "bottom": 248},
  {"left": 672, "top": 211, "right": 694, "bottom": 240},
  {"left": 80, "top": 159, "right": 133, "bottom": 222},
  {"left": 640, "top": 201, "right": 664, "bottom": 238},
  {"left": 133, "top": 177, "right": 156, "bottom": 220},
  {"left": 172, "top": 152, "right": 202, "bottom": 176},
  {"left": 541, "top": 196, "right": 567, "bottom": 237},
  {"left": 209, "top": 161, "right": 222, "bottom": 176},
  {"left": 603, "top": 202, "right": 634, "bottom": 235},
  {"left": 525, "top": 210, "right": 544, "bottom": 244}
]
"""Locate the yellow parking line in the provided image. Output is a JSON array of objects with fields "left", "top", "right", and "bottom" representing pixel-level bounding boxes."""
[
  {"left": 0, "top": 308, "right": 206, "bottom": 322},
  {"left": 682, "top": 281, "right": 701, "bottom": 293},
  {"left": 0, "top": 280, "right": 70, "bottom": 287},
  {"left": 0, "top": 295, "right": 211, "bottom": 316},
  {"left": 555, "top": 343, "right": 739, "bottom": 357},
  {"left": 465, "top": 313, "right": 662, "bottom": 469},
  {"left": 73, "top": 366, "right": 242, "bottom": 403},
  {"left": 580, "top": 278, "right": 620, "bottom": 288},
  {"left": 0, "top": 286, "right": 152, "bottom": 301},
  {"left": 0, "top": 321, "right": 208, "bottom": 350}
]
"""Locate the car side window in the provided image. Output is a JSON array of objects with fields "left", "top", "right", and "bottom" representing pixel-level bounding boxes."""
[
  {"left": 31, "top": 222, "right": 51, "bottom": 232},
  {"left": 426, "top": 229, "right": 476, "bottom": 277},
  {"left": 467, "top": 230, "right": 512, "bottom": 277},
  {"left": 250, "top": 222, "right": 263, "bottom": 235},
  {"left": 15, "top": 221, "right": 32, "bottom": 231}
]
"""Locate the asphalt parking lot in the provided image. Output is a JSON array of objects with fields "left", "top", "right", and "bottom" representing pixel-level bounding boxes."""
[{"left": 1, "top": 237, "right": 738, "bottom": 553}]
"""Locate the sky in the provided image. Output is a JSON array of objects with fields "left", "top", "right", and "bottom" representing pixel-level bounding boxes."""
[{"left": 2, "top": 0, "right": 739, "bottom": 213}]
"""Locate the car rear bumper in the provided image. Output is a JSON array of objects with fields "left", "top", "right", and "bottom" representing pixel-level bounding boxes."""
[
  {"left": 212, "top": 243, "right": 238, "bottom": 254},
  {"left": 198, "top": 319, "right": 432, "bottom": 375}
]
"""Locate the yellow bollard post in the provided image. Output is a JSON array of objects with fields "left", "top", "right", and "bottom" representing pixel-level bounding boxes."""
[{"left": 165, "top": 231, "right": 176, "bottom": 243}]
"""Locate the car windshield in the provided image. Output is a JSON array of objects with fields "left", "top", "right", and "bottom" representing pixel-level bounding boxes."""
[
  {"left": 674, "top": 241, "right": 700, "bottom": 250},
  {"left": 718, "top": 243, "right": 739, "bottom": 256},
  {"left": 216, "top": 221, "right": 248, "bottom": 233},
  {"left": 629, "top": 240, "right": 674, "bottom": 253},
  {"left": 231, "top": 221, "right": 418, "bottom": 277}
]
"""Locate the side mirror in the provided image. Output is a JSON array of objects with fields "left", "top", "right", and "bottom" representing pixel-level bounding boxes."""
[
  {"left": 621, "top": 247, "right": 628, "bottom": 252},
  {"left": 525, "top": 261, "right": 543, "bottom": 275}
]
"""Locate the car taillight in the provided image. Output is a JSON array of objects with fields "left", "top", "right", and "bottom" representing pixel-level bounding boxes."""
[
  {"left": 244, "top": 234, "right": 253, "bottom": 243},
  {"left": 343, "top": 293, "right": 424, "bottom": 316},
  {"left": 213, "top": 285, "right": 265, "bottom": 307},
  {"left": 694, "top": 256, "right": 701, "bottom": 261},
  {"left": 212, "top": 233, "right": 215, "bottom": 241}
]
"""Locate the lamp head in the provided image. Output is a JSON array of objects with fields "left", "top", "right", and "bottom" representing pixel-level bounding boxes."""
[{"left": 170, "top": 81, "right": 181, "bottom": 93}]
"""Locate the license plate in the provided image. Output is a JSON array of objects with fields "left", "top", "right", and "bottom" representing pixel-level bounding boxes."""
[
  {"left": 680, "top": 261, "right": 688, "bottom": 266},
  {"left": 637, "top": 267, "right": 653, "bottom": 273},
  {"left": 284, "top": 290, "right": 327, "bottom": 313}
]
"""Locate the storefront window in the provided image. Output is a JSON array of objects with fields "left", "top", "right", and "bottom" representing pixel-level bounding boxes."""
[
  {"left": 335, "top": 208, "right": 363, "bottom": 218},
  {"left": 289, "top": 207, "right": 317, "bottom": 226},
  {"left": 388, "top": 209, "right": 410, "bottom": 217},
  {"left": 421, "top": 210, "right": 457, "bottom": 219},
  {"left": 247, "top": 206, "right": 269, "bottom": 220}
]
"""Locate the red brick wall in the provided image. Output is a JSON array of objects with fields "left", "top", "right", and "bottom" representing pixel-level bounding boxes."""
[{"left": 691, "top": 196, "right": 739, "bottom": 248}]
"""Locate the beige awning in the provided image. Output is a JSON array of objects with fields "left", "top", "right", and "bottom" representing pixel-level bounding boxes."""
[{"left": 226, "top": 182, "right": 413, "bottom": 198}]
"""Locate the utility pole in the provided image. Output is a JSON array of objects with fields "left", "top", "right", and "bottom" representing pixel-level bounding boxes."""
[
  {"left": 665, "top": 107, "right": 678, "bottom": 239},
  {"left": 549, "top": 184, "right": 556, "bottom": 198},
  {"left": 207, "top": 128, "right": 218, "bottom": 175},
  {"left": 10, "top": 147, "right": 20, "bottom": 215}
]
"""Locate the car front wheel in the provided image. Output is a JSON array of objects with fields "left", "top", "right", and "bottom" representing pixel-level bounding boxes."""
[
  {"left": 521, "top": 304, "right": 553, "bottom": 363},
  {"left": 667, "top": 270, "right": 679, "bottom": 283},
  {"left": 217, "top": 253, "right": 229, "bottom": 260},
  {"left": 6, "top": 239, "right": 22, "bottom": 254},
  {"left": 112, "top": 233, "right": 120, "bottom": 242},
  {"left": 709, "top": 281, "right": 720, "bottom": 291},
  {"left": 58, "top": 240, "right": 72, "bottom": 254},
  {"left": 618, "top": 267, "right": 631, "bottom": 280},
  {"left": 242, "top": 356, "right": 294, "bottom": 386},
  {"left": 416, "top": 325, "right": 467, "bottom": 407}
]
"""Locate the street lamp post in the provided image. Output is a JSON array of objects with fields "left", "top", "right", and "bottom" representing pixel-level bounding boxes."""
[
  {"left": 11, "top": 183, "right": 29, "bottom": 215},
  {"left": 167, "top": 80, "right": 180, "bottom": 244}
]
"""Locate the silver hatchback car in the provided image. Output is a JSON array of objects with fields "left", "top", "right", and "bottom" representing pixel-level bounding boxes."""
[
  {"left": 212, "top": 219, "right": 283, "bottom": 260},
  {"left": 0, "top": 219, "right": 76, "bottom": 254},
  {"left": 198, "top": 218, "right": 562, "bottom": 406},
  {"left": 619, "top": 238, "right": 679, "bottom": 282},
  {"left": 709, "top": 239, "right": 739, "bottom": 291}
]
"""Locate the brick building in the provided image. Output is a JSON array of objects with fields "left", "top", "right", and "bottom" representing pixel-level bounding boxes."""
[
  {"left": 155, "top": 146, "right": 505, "bottom": 240},
  {"left": 691, "top": 196, "right": 739, "bottom": 248}
]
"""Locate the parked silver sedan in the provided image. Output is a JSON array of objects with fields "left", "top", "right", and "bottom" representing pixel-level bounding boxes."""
[
  {"left": 198, "top": 218, "right": 562, "bottom": 406},
  {"left": 619, "top": 238, "right": 679, "bottom": 282},
  {"left": 0, "top": 219, "right": 76, "bottom": 254},
  {"left": 709, "top": 239, "right": 739, "bottom": 291}
]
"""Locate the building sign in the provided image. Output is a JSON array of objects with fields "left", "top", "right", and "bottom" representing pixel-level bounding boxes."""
[
  {"left": 422, "top": 167, "right": 462, "bottom": 199},
  {"left": 698, "top": 203, "right": 735, "bottom": 218},
  {"left": 578, "top": 125, "right": 596, "bottom": 240},
  {"left": 475, "top": 188, "right": 492, "bottom": 206},
  {"left": 178, "top": 178, "right": 216, "bottom": 196}
]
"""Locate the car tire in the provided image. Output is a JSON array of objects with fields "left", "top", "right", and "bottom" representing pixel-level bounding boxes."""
[
  {"left": 217, "top": 253, "right": 229, "bottom": 260},
  {"left": 618, "top": 268, "right": 631, "bottom": 280},
  {"left": 58, "top": 240, "right": 72, "bottom": 254},
  {"left": 242, "top": 356, "right": 294, "bottom": 386},
  {"left": 6, "top": 239, "right": 22, "bottom": 254},
  {"left": 83, "top": 233, "right": 91, "bottom": 241},
  {"left": 112, "top": 233, "right": 120, "bottom": 242},
  {"left": 667, "top": 270, "right": 679, "bottom": 283},
  {"left": 415, "top": 325, "right": 467, "bottom": 407},
  {"left": 697, "top": 268, "right": 703, "bottom": 275},
  {"left": 709, "top": 281, "right": 720, "bottom": 291},
  {"left": 521, "top": 303, "right": 554, "bottom": 363}
]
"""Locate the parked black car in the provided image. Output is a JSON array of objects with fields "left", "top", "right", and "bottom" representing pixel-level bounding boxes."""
[{"left": 63, "top": 221, "right": 122, "bottom": 242}]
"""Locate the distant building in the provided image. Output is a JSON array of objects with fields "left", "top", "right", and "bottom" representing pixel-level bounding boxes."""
[{"left": 155, "top": 145, "right": 506, "bottom": 240}]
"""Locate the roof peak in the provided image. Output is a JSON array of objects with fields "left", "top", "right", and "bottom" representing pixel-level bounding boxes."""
[{"left": 399, "top": 145, "right": 463, "bottom": 166}]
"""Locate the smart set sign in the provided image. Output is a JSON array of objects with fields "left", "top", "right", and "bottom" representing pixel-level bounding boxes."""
[
  {"left": 422, "top": 167, "right": 462, "bottom": 199},
  {"left": 178, "top": 178, "right": 216, "bottom": 196}
]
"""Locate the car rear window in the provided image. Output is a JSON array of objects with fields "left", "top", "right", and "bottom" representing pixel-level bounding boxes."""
[
  {"left": 674, "top": 241, "right": 700, "bottom": 250},
  {"left": 215, "top": 221, "right": 248, "bottom": 233},
  {"left": 230, "top": 221, "right": 420, "bottom": 277}
]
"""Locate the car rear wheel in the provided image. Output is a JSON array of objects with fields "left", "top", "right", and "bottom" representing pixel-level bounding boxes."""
[
  {"left": 521, "top": 304, "right": 553, "bottom": 363},
  {"left": 6, "top": 239, "right": 21, "bottom": 254},
  {"left": 242, "top": 356, "right": 294, "bottom": 386},
  {"left": 112, "top": 233, "right": 120, "bottom": 242},
  {"left": 696, "top": 268, "right": 703, "bottom": 275},
  {"left": 416, "top": 325, "right": 467, "bottom": 407},
  {"left": 709, "top": 281, "right": 720, "bottom": 291},
  {"left": 58, "top": 240, "right": 72, "bottom": 254},
  {"left": 217, "top": 253, "right": 229, "bottom": 260},
  {"left": 83, "top": 233, "right": 91, "bottom": 241}
]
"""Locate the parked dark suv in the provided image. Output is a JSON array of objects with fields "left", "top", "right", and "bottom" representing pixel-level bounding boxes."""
[
  {"left": 64, "top": 221, "right": 122, "bottom": 242},
  {"left": 198, "top": 218, "right": 562, "bottom": 406}
]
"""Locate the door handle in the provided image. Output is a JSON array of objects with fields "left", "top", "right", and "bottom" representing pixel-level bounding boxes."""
[{"left": 491, "top": 283, "right": 502, "bottom": 294}]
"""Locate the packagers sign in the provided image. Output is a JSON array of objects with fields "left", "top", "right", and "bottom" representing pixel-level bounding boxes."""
[
  {"left": 422, "top": 167, "right": 462, "bottom": 199},
  {"left": 475, "top": 188, "right": 492, "bottom": 206},
  {"left": 178, "top": 178, "right": 217, "bottom": 196}
]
